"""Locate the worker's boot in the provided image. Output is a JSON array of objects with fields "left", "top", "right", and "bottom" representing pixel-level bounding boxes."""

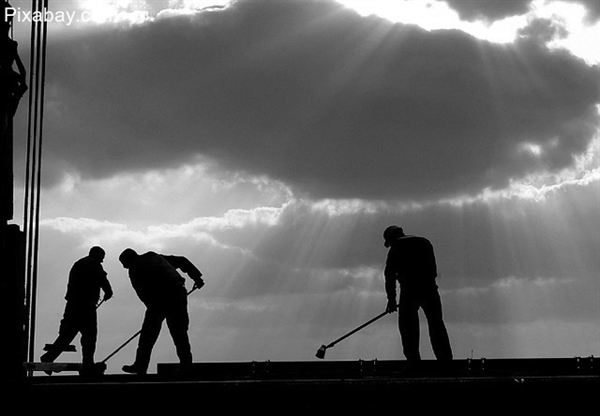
[
  {"left": 40, "top": 348, "right": 60, "bottom": 376},
  {"left": 80, "top": 357, "right": 105, "bottom": 377},
  {"left": 122, "top": 363, "right": 147, "bottom": 375}
]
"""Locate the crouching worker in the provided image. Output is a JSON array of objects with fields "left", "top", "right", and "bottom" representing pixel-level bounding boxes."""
[
  {"left": 41, "top": 246, "right": 113, "bottom": 376},
  {"left": 118, "top": 248, "right": 205, "bottom": 374}
]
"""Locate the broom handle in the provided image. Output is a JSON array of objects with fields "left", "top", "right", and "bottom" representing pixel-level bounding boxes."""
[
  {"left": 326, "top": 310, "right": 389, "bottom": 348},
  {"left": 101, "top": 329, "right": 142, "bottom": 364}
]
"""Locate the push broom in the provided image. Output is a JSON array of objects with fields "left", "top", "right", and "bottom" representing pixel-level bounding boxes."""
[{"left": 316, "top": 310, "right": 391, "bottom": 359}]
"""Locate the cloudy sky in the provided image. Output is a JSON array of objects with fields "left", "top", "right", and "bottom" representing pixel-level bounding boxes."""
[{"left": 8, "top": 0, "right": 599, "bottom": 374}]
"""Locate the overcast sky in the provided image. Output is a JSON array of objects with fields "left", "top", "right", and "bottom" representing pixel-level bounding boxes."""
[{"left": 8, "top": 0, "right": 599, "bottom": 373}]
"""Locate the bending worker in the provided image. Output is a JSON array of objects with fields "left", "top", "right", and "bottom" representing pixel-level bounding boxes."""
[
  {"left": 383, "top": 226, "right": 452, "bottom": 363},
  {"left": 119, "top": 248, "right": 204, "bottom": 374}
]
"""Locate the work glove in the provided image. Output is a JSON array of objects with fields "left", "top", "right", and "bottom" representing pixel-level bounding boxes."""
[
  {"left": 386, "top": 299, "right": 397, "bottom": 313},
  {"left": 193, "top": 278, "right": 205, "bottom": 290}
]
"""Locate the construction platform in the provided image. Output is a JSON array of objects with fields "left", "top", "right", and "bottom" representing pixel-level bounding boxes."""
[{"left": 8, "top": 357, "right": 599, "bottom": 412}]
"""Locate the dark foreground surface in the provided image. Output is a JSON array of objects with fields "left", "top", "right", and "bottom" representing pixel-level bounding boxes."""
[{"left": 5, "top": 357, "right": 598, "bottom": 412}]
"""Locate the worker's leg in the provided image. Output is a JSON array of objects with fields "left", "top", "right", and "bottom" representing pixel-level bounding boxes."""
[
  {"left": 41, "top": 303, "right": 80, "bottom": 363},
  {"left": 398, "top": 290, "right": 421, "bottom": 361},
  {"left": 128, "top": 308, "right": 164, "bottom": 373},
  {"left": 79, "top": 307, "right": 98, "bottom": 368},
  {"left": 422, "top": 288, "right": 453, "bottom": 361},
  {"left": 165, "top": 295, "right": 192, "bottom": 370}
]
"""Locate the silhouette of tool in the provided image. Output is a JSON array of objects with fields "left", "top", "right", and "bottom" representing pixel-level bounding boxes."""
[
  {"left": 98, "top": 286, "right": 200, "bottom": 371},
  {"left": 316, "top": 310, "right": 390, "bottom": 359}
]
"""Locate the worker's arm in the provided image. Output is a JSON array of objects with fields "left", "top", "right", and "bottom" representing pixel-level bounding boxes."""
[
  {"left": 384, "top": 254, "right": 398, "bottom": 313},
  {"left": 100, "top": 270, "right": 113, "bottom": 301},
  {"left": 163, "top": 255, "right": 204, "bottom": 288}
]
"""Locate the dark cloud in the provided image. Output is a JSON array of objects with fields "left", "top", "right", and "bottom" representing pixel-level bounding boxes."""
[
  {"left": 517, "top": 17, "right": 569, "bottom": 45},
  {"left": 14, "top": 0, "right": 600, "bottom": 201},
  {"left": 445, "top": 0, "right": 532, "bottom": 21},
  {"left": 571, "top": 0, "right": 600, "bottom": 23},
  {"left": 444, "top": 0, "right": 600, "bottom": 23}
]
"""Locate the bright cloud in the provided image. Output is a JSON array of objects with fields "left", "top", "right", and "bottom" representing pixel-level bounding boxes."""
[{"left": 336, "top": 0, "right": 599, "bottom": 63}]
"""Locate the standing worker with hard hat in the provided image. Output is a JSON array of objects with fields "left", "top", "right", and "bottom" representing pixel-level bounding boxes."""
[{"left": 383, "top": 226, "right": 453, "bottom": 365}]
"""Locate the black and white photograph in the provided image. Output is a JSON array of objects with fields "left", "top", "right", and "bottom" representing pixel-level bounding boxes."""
[{"left": 2, "top": 0, "right": 599, "bottom": 411}]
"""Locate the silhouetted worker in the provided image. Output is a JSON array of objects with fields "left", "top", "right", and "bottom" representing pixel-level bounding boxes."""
[
  {"left": 119, "top": 248, "right": 205, "bottom": 374},
  {"left": 1, "top": 1, "right": 28, "bottom": 118},
  {"left": 383, "top": 226, "right": 452, "bottom": 364},
  {"left": 41, "top": 246, "right": 113, "bottom": 375}
]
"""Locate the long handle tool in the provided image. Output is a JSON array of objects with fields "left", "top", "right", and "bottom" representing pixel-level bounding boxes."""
[
  {"left": 315, "top": 310, "right": 390, "bottom": 359},
  {"left": 99, "top": 286, "right": 200, "bottom": 368}
]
